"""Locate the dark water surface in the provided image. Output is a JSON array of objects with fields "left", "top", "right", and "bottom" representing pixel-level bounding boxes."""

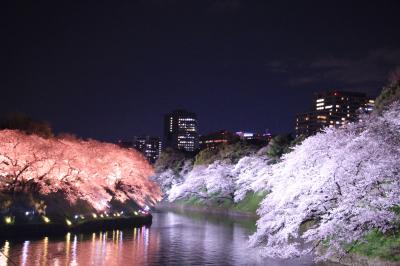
[{"left": 0, "top": 211, "right": 316, "bottom": 265}]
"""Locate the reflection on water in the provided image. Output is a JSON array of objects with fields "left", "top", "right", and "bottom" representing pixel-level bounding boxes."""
[{"left": 0, "top": 211, "right": 316, "bottom": 265}]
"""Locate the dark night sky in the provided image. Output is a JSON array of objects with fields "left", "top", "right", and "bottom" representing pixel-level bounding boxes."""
[{"left": 2, "top": 1, "right": 400, "bottom": 141}]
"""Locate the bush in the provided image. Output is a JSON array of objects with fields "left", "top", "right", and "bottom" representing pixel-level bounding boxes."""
[
  {"left": 375, "top": 80, "right": 400, "bottom": 113},
  {"left": 194, "top": 142, "right": 257, "bottom": 165},
  {"left": 154, "top": 148, "right": 189, "bottom": 174}
]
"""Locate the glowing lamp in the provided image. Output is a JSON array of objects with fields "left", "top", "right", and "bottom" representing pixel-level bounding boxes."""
[
  {"left": 66, "top": 219, "right": 72, "bottom": 226},
  {"left": 42, "top": 216, "right": 50, "bottom": 223},
  {"left": 4, "top": 216, "right": 12, "bottom": 224},
  {"left": 134, "top": 211, "right": 138, "bottom": 216},
  {"left": 92, "top": 213, "right": 97, "bottom": 219}
]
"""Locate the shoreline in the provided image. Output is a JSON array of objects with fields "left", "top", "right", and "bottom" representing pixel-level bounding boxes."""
[
  {"left": 0, "top": 214, "right": 152, "bottom": 239},
  {"left": 158, "top": 203, "right": 399, "bottom": 266},
  {"left": 325, "top": 253, "right": 399, "bottom": 266},
  {"left": 155, "top": 201, "right": 258, "bottom": 219}
]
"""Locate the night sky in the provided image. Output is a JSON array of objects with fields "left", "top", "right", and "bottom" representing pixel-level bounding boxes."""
[{"left": 2, "top": 1, "right": 400, "bottom": 141}]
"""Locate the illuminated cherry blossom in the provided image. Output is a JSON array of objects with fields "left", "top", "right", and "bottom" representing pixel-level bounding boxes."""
[
  {"left": 0, "top": 130, "right": 162, "bottom": 211},
  {"left": 168, "top": 161, "right": 235, "bottom": 202},
  {"left": 250, "top": 102, "right": 400, "bottom": 260},
  {"left": 156, "top": 101, "right": 400, "bottom": 261}
]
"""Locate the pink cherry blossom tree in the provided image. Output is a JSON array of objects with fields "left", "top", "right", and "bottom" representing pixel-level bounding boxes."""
[{"left": 0, "top": 130, "right": 162, "bottom": 212}]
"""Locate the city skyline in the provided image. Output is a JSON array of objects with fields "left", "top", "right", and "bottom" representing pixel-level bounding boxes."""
[{"left": 2, "top": 1, "right": 400, "bottom": 142}]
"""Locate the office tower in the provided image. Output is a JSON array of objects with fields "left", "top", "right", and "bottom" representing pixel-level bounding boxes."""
[
  {"left": 296, "top": 91, "right": 372, "bottom": 137},
  {"left": 164, "top": 110, "right": 199, "bottom": 152}
]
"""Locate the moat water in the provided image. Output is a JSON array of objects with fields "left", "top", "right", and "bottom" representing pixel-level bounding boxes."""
[{"left": 0, "top": 211, "right": 317, "bottom": 265}]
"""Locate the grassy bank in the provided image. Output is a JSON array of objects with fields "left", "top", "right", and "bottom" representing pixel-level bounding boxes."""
[
  {"left": 167, "top": 191, "right": 266, "bottom": 217},
  {"left": 349, "top": 230, "right": 400, "bottom": 262},
  {"left": 318, "top": 230, "right": 400, "bottom": 265}
]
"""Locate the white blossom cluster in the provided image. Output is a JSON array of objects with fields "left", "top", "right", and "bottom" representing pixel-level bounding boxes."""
[{"left": 156, "top": 102, "right": 400, "bottom": 260}]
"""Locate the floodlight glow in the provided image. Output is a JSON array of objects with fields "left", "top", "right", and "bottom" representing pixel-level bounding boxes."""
[
  {"left": 4, "top": 216, "right": 12, "bottom": 224},
  {"left": 42, "top": 216, "right": 50, "bottom": 223}
]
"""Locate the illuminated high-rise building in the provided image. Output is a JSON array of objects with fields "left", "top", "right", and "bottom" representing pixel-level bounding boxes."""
[
  {"left": 295, "top": 91, "right": 374, "bottom": 137},
  {"left": 164, "top": 110, "right": 199, "bottom": 152}
]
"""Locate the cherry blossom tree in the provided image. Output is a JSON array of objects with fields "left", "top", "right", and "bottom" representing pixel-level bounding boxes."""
[
  {"left": 0, "top": 130, "right": 162, "bottom": 212},
  {"left": 0, "top": 131, "right": 58, "bottom": 195},
  {"left": 152, "top": 159, "right": 193, "bottom": 198},
  {"left": 156, "top": 102, "right": 400, "bottom": 261},
  {"left": 168, "top": 161, "right": 235, "bottom": 202},
  {"left": 233, "top": 155, "right": 273, "bottom": 202},
  {"left": 154, "top": 100, "right": 400, "bottom": 261},
  {"left": 250, "top": 102, "right": 400, "bottom": 260}
]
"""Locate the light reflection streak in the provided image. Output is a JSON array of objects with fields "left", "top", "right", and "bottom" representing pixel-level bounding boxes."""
[
  {"left": 0, "top": 221, "right": 161, "bottom": 265},
  {"left": 42, "top": 237, "right": 48, "bottom": 266},
  {"left": 143, "top": 227, "right": 149, "bottom": 263},
  {"left": 21, "top": 241, "right": 30, "bottom": 266},
  {"left": 119, "top": 231, "right": 123, "bottom": 247},
  {"left": 103, "top": 231, "right": 108, "bottom": 263},
  {"left": 90, "top": 232, "right": 96, "bottom": 265},
  {"left": 65, "top": 232, "right": 71, "bottom": 263},
  {"left": 144, "top": 227, "right": 149, "bottom": 248},
  {"left": 71, "top": 235, "right": 78, "bottom": 266}
]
